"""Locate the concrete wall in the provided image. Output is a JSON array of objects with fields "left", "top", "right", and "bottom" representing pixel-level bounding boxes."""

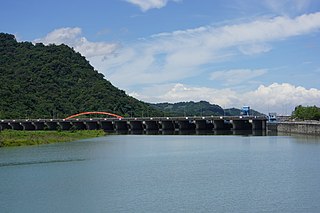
[{"left": 277, "top": 122, "right": 320, "bottom": 135}]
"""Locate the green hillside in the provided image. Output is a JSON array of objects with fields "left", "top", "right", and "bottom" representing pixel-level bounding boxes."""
[
  {"left": 0, "top": 33, "right": 162, "bottom": 119},
  {"left": 151, "top": 101, "right": 224, "bottom": 116},
  {"left": 152, "top": 101, "right": 264, "bottom": 117}
]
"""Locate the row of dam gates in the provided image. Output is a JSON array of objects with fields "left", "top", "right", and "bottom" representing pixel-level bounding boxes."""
[{"left": 0, "top": 116, "right": 267, "bottom": 132}]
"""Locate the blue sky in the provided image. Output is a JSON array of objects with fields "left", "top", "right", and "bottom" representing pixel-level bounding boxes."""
[{"left": 1, "top": 0, "right": 320, "bottom": 114}]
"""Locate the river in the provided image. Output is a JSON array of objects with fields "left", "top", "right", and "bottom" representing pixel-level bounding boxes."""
[{"left": 1, "top": 133, "right": 320, "bottom": 212}]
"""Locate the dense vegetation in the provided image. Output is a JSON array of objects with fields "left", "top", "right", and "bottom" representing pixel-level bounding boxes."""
[
  {"left": 292, "top": 105, "right": 320, "bottom": 120},
  {"left": 0, "top": 130, "right": 105, "bottom": 147},
  {"left": 0, "top": 33, "right": 162, "bottom": 119},
  {"left": 151, "top": 101, "right": 224, "bottom": 116},
  {"left": 151, "top": 101, "right": 264, "bottom": 117}
]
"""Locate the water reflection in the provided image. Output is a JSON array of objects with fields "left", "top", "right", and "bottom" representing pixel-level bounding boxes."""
[{"left": 278, "top": 132, "right": 320, "bottom": 144}]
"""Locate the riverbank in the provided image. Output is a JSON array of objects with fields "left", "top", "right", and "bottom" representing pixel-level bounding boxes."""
[{"left": 0, "top": 130, "right": 106, "bottom": 147}]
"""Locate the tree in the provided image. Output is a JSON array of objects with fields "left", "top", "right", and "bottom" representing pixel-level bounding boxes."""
[{"left": 292, "top": 105, "right": 320, "bottom": 120}]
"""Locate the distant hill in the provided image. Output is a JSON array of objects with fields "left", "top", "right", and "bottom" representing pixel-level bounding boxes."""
[
  {"left": 152, "top": 101, "right": 264, "bottom": 117},
  {"left": 224, "top": 108, "right": 265, "bottom": 116},
  {"left": 0, "top": 33, "right": 162, "bottom": 119},
  {"left": 152, "top": 101, "right": 223, "bottom": 116}
]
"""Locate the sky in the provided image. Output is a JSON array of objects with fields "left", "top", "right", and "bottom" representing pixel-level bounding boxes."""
[{"left": 1, "top": 0, "right": 320, "bottom": 114}]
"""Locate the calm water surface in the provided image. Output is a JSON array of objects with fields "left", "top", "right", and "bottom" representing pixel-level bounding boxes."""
[{"left": 1, "top": 134, "right": 320, "bottom": 213}]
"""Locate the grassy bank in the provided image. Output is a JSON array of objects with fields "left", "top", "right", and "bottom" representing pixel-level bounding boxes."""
[{"left": 0, "top": 130, "right": 106, "bottom": 147}]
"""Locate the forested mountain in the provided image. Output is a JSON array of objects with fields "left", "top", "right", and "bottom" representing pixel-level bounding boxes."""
[
  {"left": 152, "top": 101, "right": 224, "bottom": 116},
  {"left": 0, "top": 33, "right": 162, "bottom": 119}
]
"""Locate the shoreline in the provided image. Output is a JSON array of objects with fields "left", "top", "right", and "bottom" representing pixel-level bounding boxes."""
[{"left": 0, "top": 130, "right": 106, "bottom": 147}]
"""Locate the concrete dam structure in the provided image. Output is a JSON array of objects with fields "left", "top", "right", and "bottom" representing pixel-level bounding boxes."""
[
  {"left": 277, "top": 121, "right": 320, "bottom": 135},
  {"left": 0, "top": 116, "right": 267, "bottom": 132}
]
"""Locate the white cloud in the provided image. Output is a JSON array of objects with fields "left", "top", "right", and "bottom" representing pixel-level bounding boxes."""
[
  {"left": 130, "top": 83, "right": 239, "bottom": 107},
  {"left": 263, "top": 0, "right": 311, "bottom": 15},
  {"left": 34, "top": 13, "right": 320, "bottom": 89},
  {"left": 34, "top": 27, "right": 81, "bottom": 44},
  {"left": 245, "top": 83, "right": 320, "bottom": 114},
  {"left": 238, "top": 43, "right": 272, "bottom": 55},
  {"left": 102, "top": 12, "right": 320, "bottom": 88},
  {"left": 126, "top": 0, "right": 181, "bottom": 11},
  {"left": 34, "top": 27, "right": 119, "bottom": 58},
  {"left": 130, "top": 83, "right": 320, "bottom": 114},
  {"left": 210, "top": 69, "right": 267, "bottom": 86},
  {"left": 209, "top": 12, "right": 320, "bottom": 44}
]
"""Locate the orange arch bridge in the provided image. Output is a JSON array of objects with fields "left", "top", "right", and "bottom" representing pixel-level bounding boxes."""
[{"left": 65, "top": 111, "right": 123, "bottom": 120}]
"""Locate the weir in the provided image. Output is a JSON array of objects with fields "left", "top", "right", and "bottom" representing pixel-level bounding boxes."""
[{"left": 0, "top": 116, "right": 267, "bottom": 132}]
